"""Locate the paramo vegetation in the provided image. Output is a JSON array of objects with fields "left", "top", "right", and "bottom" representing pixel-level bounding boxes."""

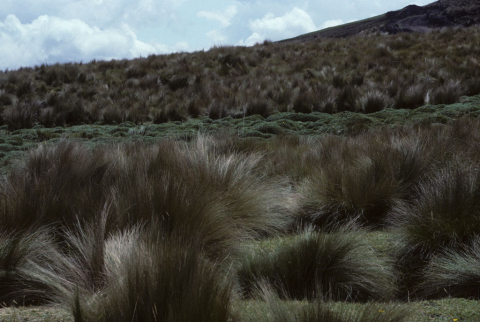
[
  {"left": 0, "top": 25, "right": 479, "bottom": 129},
  {"left": 2, "top": 118, "right": 480, "bottom": 320},
  {"left": 0, "top": 9, "right": 480, "bottom": 322}
]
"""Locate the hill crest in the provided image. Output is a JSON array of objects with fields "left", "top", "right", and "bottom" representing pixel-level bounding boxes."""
[{"left": 281, "top": 0, "right": 480, "bottom": 42}]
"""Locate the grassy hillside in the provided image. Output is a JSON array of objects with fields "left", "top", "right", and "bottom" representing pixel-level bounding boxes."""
[
  {"left": 283, "top": 0, "right": 480, "bottom": 41},
  {"left": 1, "top": 8, "right": 480, "bottom": 321},
  {"left": 0, "top": 25, "right": 479, "bottom": 132}
]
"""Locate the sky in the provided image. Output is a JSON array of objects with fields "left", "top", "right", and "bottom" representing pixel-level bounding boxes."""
[{"left": 0, "top": 0, "right": 433, "bottom": 70}]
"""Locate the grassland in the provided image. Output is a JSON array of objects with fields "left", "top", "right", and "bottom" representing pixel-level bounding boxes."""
[
  {"left": 1, "top": 19, "right": 480, "bottom": 322},
  {"left": 1, "top": 25, "right": 480, "bottom": 131},
  {"left": 0, "top": 111, "right": 479, "bottom": 320}
]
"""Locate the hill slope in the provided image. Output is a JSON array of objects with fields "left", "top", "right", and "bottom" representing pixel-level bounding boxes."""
[
  {"left": 281, "top": 0, "right": 480, "bottom": 42},
  {"left": 0, "top": 2, "right": 479, "bottom": 132}
]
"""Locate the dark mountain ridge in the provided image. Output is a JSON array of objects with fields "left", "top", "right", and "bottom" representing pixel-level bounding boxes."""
[{"left": 281, "top": 0, "right": 480, "bottom": 42}]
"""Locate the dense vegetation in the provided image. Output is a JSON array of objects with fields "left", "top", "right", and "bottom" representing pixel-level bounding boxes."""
[
  {"left": 1, "top": 11, "right": 480, "bottom": 321},
  {"left": 0, "top": 25, "right": 479, "bottom": 130},
  {"left": 0, "top": 117, "right": 480, "bottom": 320}
]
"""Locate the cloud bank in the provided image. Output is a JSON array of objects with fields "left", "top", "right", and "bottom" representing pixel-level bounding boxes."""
[
  {"left": 240, "top": 7, "right": 317, "bottom": 46},
  {"left": 0, "top": 0, "right": 437, "bottom": 70},
  {"left": 0, "top": 14, "right": 186, "bottom": 70},
  {"left": 197, "top": 5, "right": 238, "bottom": 27}
]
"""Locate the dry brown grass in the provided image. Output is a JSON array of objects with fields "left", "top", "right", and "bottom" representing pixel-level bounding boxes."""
[{"left": 0, "top": 26, "right": 479, "bottom": 128}]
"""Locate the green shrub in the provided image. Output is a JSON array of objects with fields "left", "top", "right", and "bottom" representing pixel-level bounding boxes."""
[{"left": 256, "top": 123, "right": 285, "bottom": 135}]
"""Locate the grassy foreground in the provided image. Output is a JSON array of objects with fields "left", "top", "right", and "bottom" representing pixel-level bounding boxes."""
[{"left": 0, "top": 107, "right": 480, "bottom": 320}]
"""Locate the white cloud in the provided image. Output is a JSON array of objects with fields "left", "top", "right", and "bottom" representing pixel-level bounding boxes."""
[
  {"left": 237, "top": 32, "right": 263, "bottom": 46},
  {"left": 197, "top": 5, "right": 238, "bottom": 27},
  {"left": 151, "top": 41, "right": 189, "bottom": 54},
  {"left": 321, "top": 19, "right": 345, "bottom": 29},
  {"left": 206, "top": 30, "right": 227, "bottom": 43},
  {"left": 239, "top": 7, "right": 317, "bottom": 45},
  {"left": 249, "top": 7, "right": 316, "bottom": 35},
  {"left": 0, "top": 14, "right": 174, "bottom": 70},
  {"left": 1, "top": 0, "right": 188, "bottom": 28}
]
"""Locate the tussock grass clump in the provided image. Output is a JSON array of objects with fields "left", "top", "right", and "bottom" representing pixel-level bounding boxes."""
[
  {"left": 107, "top": 136, "right": 293, "bottom": 260},
  {"left": 359, "top": 90, "right": 393, "bottom": 114},
  {"left": 0, "top": 141, "right": 109, "bottom": 232},
  {"left": 295, "top": 125, "right": 463, "bottom": 229},
  {"left": 395, "top": 85, "right": 426, "bottom": 110},
  {"left": 245, "top": 100, "right": 271, "bottom": 118},
  {"left": 208, "top": 101, "right": 228, "bottom": 120},
  {"left": 394, "top": 164, "right": 480, "bottom": 255},
  {"left": 298, "top": 137, "right": 400, "bottom": 228},
  {"left": 299, "top": 156, "right": 399, "bottom": 228},
  {"left": 2, "top": 102, "right": 39, "bottom": 130},
  {"left": 3, "top": 123, "right": 480, "bottom": 314},
  {"left": 237, "top": 228, "right": 395, "bottom": 302},
  {"left": 393, "top": 163, "right": 480, "bottom": 297},
  {"left": 419, "top": 238, "right": 480, "bottom": 299},
  {"left": 0, "top": 229, "right": 69, "bottom": 306},
  {"left": 261, "top": 135, "right": 323, "bottom": 184},
  {"left": 237, "top": 285, "right": 410, "bottom": 322},
  {"left": 387, "top": 134, "right": 435, "bottom": 200},
  {"left": 430, "top": 80, "right": 462, "bottom": 105},
  {"left": 61, "top": 214, "right": 109, "bottom": 293},
  {"left": 0, "top": 136, "right": 293, "bottom": 261},
  {"left": 71, "top": 232, "right": 233, "bottom": 322}
]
